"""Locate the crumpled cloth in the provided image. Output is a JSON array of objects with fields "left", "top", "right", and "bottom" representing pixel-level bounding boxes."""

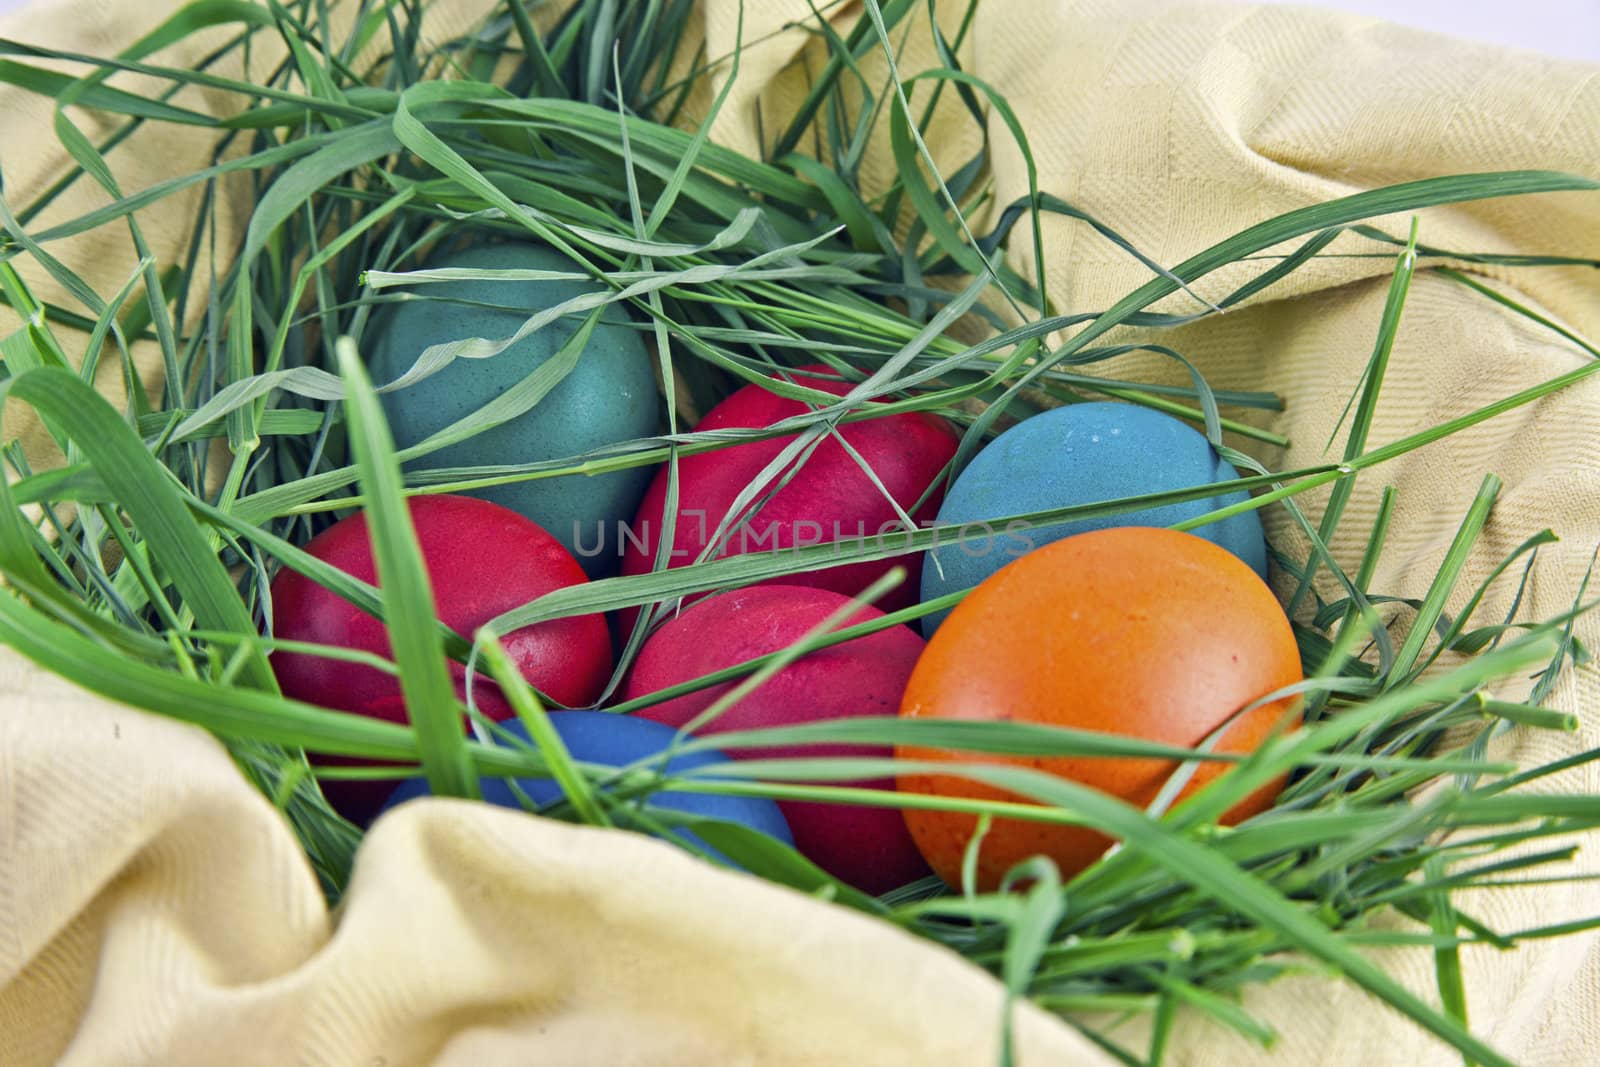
[{"left": 2, "top": 0, "right": 1598, "bottom": 1064}]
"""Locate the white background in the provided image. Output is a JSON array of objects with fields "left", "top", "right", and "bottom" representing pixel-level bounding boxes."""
[
  {"left": 0, "top": 0, "right": 1597, "bottom": 60},
  {"left": 1251, "top": 0, "right": 1600, "bottom": 62}
]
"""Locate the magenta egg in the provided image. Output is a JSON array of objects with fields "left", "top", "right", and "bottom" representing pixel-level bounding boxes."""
[
  {"left": 270, "top": 494, "right": 612, "bottom": 822},
  {"left": 623, "top": 584, "right": 930, "bottom": 893},
  {"left": 619, "top": 365, "right": 957, "bottom": 617}
]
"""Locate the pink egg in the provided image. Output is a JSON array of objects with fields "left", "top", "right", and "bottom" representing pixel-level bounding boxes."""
[
  {"left": 620, "top": 365, "right": 957, "bottom": 620},
  {"left": 623, "top": 584, "right": 930, "bottom": 893},
  {"left": 270, "top": 494, "right": 612, "bottom": 822}
]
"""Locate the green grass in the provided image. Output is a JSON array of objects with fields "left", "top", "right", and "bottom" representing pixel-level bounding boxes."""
[{"left": 1, "top": 1, "right": 1598, "bottom": 1063}]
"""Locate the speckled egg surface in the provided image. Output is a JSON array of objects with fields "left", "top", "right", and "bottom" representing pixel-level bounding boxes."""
[
  {"left": 899, "top": 527, "right": 1300, "bottom": 890},
  {"left": 920, "top": 401, "right": 1268, "bottom": 632},
  {"left": 367, "top": 240, "right": 659, "bottom": 574}
]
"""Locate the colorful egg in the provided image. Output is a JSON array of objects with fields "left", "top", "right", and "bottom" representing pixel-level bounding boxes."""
[
  {"left": 620, "top": 364, "right": 958, "bottom": 616},
  {"left": 624, "top": 585, "right": 930, "bottom": 894},
  {"left": 919, "top": 401, "right": 1268, "bottom": 633},
  {"left": 270, "top": 494, "right": 612, "bottom": 822},
  {"left": 367, "top": 240, "right": 659, "bottom": 575},
  {"left": 382, "top": 713, "right": 794, "bottom": 862},
  {"left": 898, "top": 527, "right": 1300, "bottom": 890}
]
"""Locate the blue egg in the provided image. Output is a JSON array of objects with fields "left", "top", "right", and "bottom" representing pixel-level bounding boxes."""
[
  {"left": 367, "top": 241, "right": 659, "bottom": 575},
  {"left": 921, "top": 402, "right": 1268, "bottom": 633},
  {"left": 382, "top": 712, "right": 794, "bottom": 862}
]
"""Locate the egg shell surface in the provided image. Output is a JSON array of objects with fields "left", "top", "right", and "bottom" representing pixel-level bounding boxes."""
[
  {"left": 899, "top": 526, "right": 1301, "bottom": 890},
  {"left": 382, "top": 713, "right": 794, "bottom": 861},
  {"left": 624, "top": 584, "right": 931, "bottom": 894},
  {"left": 620, "top": 365, "right": 958, "bottom": 616},
  {"left": 367, "top": 241, "right": 659, "bottom": 575},
  {"left": 920, "top": 401, "right": 1268, "bottom": 633},
  {"left": 270, "top": 495, "right": 612, "bottom": 822}
]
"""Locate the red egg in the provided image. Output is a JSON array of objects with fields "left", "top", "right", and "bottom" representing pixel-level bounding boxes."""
[
  {"left": 620, "top": 365, "right": 957, "bottom": 619},
  {"left": 624, "top": 584, "right": 930, "bottom": 893},
  {"left": 898, "top": 527, "right": 1302, "bottom": 890},
  {"left": 270, "top": 494, "right": 612, "bottom": 822}
]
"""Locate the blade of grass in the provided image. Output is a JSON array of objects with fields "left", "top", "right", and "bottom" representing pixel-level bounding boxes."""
[
  {"left": 474, "top": 629, "right": 607, "bottom": 824},
  {"left": 335, "top": 336, "right": 476, "bottom": 800}
]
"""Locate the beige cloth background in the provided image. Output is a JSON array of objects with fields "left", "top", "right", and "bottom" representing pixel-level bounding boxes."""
[{"left": 2, "top": 0, "right": 1598, "bottom": 1063}]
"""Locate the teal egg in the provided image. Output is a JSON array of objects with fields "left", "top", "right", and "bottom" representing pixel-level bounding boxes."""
[
  {"left": 920, "top": 401, "right": 1269, "bottom": 633},
  {"left": 366, "top": 241, "right": 658, "bottom": 574}
]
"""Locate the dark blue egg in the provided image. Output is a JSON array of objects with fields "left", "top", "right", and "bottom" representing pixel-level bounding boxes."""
[
  {"left": 382, "top": 712, "right": 794, "bottom": 861},
  {"left": 367, "top": 241, "right": 659, "bottom": 575},
  {"left": 920, "top": 402, "right": 1268, "bottom": 633}
]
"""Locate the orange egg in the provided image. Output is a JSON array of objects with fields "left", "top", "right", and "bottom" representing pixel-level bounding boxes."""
[{"left": 897, "top": 526, "right": 1301, "bottom": 889}]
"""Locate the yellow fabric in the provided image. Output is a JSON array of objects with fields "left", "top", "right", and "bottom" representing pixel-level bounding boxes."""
[{"left": 2, "top": 0, "right": 1598, "bottom": 1064}]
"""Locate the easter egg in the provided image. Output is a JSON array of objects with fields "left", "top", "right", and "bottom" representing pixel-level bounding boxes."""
[
  {"left": 367, "top": 240, "right": 659, "bottom": 575},
  {"left": 624, "top": 585, "right": 930, "bottom": 893},
  {"left": 383, "top": 713, "right": 794, "bottom": 861},
  {"left": 620, "top": 364, "right": 958, "bottom": 616},
  {"left": 919, "top": 401, "right": 1268, "bottom": 633},
  {"left": 899, "top": 527, "right": 1300, "bottom": 890},
  {"left": 270, "top": 494, "right": 612, "bottom": 822}
]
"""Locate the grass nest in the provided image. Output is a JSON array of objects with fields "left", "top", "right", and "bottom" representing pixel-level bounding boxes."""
[{"left": 2, "top": 1, "right": 1599, "bottom": 1063}]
